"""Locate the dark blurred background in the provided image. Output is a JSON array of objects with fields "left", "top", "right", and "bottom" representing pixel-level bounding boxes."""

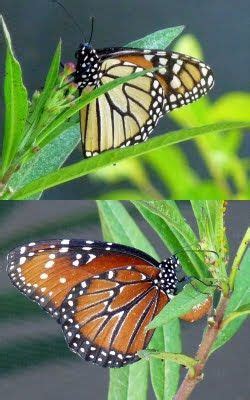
[
  {"left": 0, "top": 0, "right": 249, "bottom": 199},
  {"left": 0, "top": 201, "right": 249, "bottom": 399}
]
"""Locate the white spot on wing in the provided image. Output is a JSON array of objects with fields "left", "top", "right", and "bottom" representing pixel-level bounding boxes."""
[
  {"left": 59, "top": 247, "right": 69, "bottom": 253},
  {"left": 20, "top": 246, "right": 26, "bottom": 254},
  {"left": 45, "top": 260, "right": 54, "bottom": 269},
  {"left": 87, "top": 254, "right": 96, "bottom": 263},
  {"left": 170, "top": 75, "right": 181, "bottom": 89}
]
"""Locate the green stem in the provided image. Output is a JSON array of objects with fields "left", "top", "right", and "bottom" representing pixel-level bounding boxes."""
[{"left": 229, "top": 228, "right": 250, "bottom": 291}]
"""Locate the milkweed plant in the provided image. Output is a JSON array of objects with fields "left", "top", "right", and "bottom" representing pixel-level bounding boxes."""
[{"left": 0, "top": 16, "right": 249, "bottom": 200}]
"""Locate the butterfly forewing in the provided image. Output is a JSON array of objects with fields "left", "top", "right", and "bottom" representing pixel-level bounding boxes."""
[
  {"left": 61, "top": 265, "right": 168, "bottom": 367},
  {"left": 6, "top": 239, "right": 160, "bottom": 317},
  {"left": 79, "top": 47, "right": 214, "bottom": 157}
]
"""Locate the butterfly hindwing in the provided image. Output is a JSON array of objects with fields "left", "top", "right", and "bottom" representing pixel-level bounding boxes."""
[
  {"left": 81, "top": 58, "right": 164, "bottom": 157},
  {"left": 79, "top": 48, "right": 214, "bottom": 157},
  {"left": 60, "top": 265, "right": 168, "bottom": 367}
]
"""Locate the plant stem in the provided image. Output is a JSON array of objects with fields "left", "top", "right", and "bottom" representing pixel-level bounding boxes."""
[
  {"left": 229, "top": 228, "right": 250, "bottom": 291},
  {"left": 174, "top": 294, "right": 229, "bottom": 400}
]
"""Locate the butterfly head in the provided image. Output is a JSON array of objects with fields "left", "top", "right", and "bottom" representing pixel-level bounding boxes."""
[{"left": 74, "top": 43, "right": 102, "bottom": 89}]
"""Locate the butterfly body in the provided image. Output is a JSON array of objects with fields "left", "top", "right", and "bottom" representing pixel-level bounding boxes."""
[
  {"left": 74, "top": 44, "right": 102, "bottom": 89},
  {"left": 7, "top": 239, "right": 180, "bottom": 367},
  {"left": 72, "top": 43, "right": 214, "bottom": 157}
]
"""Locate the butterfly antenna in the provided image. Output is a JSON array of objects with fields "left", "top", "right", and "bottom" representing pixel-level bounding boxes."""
[
  {"left": 179, "top": 276, "right": 216, "bottom": 294},
  {"left": 88, "top": 16, "right": 95, "bottom": 44},
  {"left": 51, "top": 0, "right": 86, "bottom": 40}
]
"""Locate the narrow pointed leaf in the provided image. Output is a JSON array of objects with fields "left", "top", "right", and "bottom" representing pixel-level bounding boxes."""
[
  {"left": 6, "top": 121, "right": 250, "bottom": 200},
  {"left": 8, "top": 124, "right": 80, "bottom": 199},
  {"left": 1, "top": 15, "right": 28, "bottom": 175},
  {"left": 221, "top": 304, "right": 250, "bottom": 329},
  {"left": 28, "top": 41, "right": 62, "bottom": 129},
  {"left": 133, "top": 200, "right": 208, "bottom": 278},
  {"left": 139, "top": 349, "right": 198, "bottom": 368},
  {"left": 148, "top": 320, "right": 181, "bottom": 400},
  {"left": 128, "top": 25, "right": 185, "bottom": 49}
]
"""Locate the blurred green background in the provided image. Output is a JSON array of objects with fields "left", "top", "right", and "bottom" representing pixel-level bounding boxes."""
[
  {"left": 0, "top": 0, "right": 249, "bottom": 199},
  {"left": 0, "top": 201, "right": 249, "bottom": 399}
]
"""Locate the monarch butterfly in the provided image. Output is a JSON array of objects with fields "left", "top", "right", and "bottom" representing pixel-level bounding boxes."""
[
  {"left": 7, "top": 239, "right": 212, "bottom": 368},
  {"left": 71, "top": 39, "right": 214, "bottom": 158}
]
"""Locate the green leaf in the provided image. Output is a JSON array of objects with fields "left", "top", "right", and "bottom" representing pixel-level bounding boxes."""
[
  {"left": 191, "top": 200, "right": 228, "bottom": 256},
  {"left": 147, "top": 284, "right": 213, "bottom": 330},
  {"left": 148, "top": 320, "right": 181, "bottom": 400},
  {"left": 27, "top": 41, "right": 62, "bottom": 131},
  {"left": 191, "top": 200, "right": 229, "bottom": 291},
  {"left": 145, "top": 147, "right": 200, "bottom": 198},
  {"left": 8, "top": 124, "right": 80, "bottom": 199},
  {"left": 107, "top": 360, "right": 149, "bottom": 400},
  {"left": 139, "top": 349, "right": 198, "bottom": 368},
  {"left": 97, "top": 200, "right": 157, "bottom": 256},
  {"left": 133, "top": 200, "right": 209, "bottom": 278},
  {"left": 128, "top": 26, "right": 185, "bottom": 49},
  {"left": 210, "top": 93, "right": 250, "bottom": 122},
  {"left": 93, "top": 158, "right": 161, "bottom": 199},
  {"left": 221, "top": 304, "right": 250, "bottom": 329},
  {"left": 0, "top": 15, "right": 29, "bottom": 176},
  {"left": 7, "top": 121, "right": 250, "bottom": 200},
  {"left": 173, "top": 34, "right": 204, "bottom": 60},
  {"left": 211, "top": 249, "right": 250, "bottom": 353}
]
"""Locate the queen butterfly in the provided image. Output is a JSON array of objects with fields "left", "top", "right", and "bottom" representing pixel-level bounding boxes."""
[{"left": 6, "top": 239, "right": 210, "bottom": 368}]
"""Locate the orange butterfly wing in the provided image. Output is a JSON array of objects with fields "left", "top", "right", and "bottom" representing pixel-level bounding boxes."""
[
  {"left": 7, "top": 240, "right": 160, "bottom": 319},
  {"left": 61, "top": 265, "right": 168, "bottom": 367}
]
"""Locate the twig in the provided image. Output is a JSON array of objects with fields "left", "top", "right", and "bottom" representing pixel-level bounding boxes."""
[
  {"left": 229, "top": 228, "right": 250, "bottom": 291},
  {"left": 174, "top": 227, "right": 250, "bottom": 399},
  {"left": 174, "top": 294, "right": 229, "bottom": 400}
]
